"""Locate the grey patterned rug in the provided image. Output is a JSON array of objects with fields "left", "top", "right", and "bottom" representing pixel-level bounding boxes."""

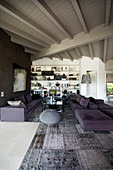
[{"left": 19, "top": 104, "right": 113, "bottom": 170}]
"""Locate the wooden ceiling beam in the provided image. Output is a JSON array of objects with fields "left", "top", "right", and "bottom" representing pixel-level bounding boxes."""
[
  {"left": 71, "top": 0, "right": 88, "bottom": 33},
  {"left": 32, "top": 23, "right": 113, "bottom": 60},
  {"left": 0, "top": 0, "right": 60, "bottom": 43},
  {"left": 11, "top": 36, "right": 42, "bottom": 51},
  {"left": 56, "top": 54, "right": 63, "bottom": 61},
  {"left": 32, "top": 0, "right": 73, "bottom": 39},
  {"left": 75, "top": 48, "right": 82, "bottom": 58},
  {"left": 24, "top": 48, "right": 38, "bottom": 54},
  {"left": 0, "top": 19, "right": 49, "bottom": 48},
  {"left": 65, "top": 51, "right": 73, "bottom": 61},
  {"left": 103, "top": 38, "right": 108, "bottom": 63},
  {"left": 88, "top": 43, "right": 94, "bottom": 59},
  {"left": 105, "top": 0, "right": 112, "bottom": 26}
]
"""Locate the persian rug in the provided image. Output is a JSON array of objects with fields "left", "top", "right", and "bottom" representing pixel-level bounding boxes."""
[{"left": 19, "top": 104, "right": 113, "bottom": 170}]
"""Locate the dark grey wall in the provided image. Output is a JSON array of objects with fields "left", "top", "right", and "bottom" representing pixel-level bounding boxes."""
[{"left": 0, "top": 29, "right": 31, "bottom": 107}]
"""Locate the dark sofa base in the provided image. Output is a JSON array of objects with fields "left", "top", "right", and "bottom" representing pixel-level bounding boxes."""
[
  {"left": 76, "top": 109, "right": 113, "bottom": 131},
  {"left": 68, "top": 95, "right": 113, "bottom": 131}
]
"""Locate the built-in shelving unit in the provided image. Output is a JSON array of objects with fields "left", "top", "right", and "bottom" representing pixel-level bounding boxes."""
[{"left": 31, "top": 64, "right": 80, "bottom": 96}]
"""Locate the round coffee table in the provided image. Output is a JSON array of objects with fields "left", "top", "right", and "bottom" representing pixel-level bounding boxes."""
[{"left": 39, "top": 109, "right": 61, "bottom": 125}]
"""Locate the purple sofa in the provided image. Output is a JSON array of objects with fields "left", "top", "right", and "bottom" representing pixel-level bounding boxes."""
[
  {"left": 0, "top": 94, "right": 42, "bottom": 122},
  {"left": 68, "top": 94, "right": 113, "bottom": 131}
]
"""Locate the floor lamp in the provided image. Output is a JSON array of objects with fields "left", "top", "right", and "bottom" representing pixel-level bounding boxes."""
[{"left": 81, "top": 74, "right": 91, "bottom": 97}]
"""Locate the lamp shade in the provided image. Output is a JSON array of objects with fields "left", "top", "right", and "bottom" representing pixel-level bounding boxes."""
[{"left": 81, "top": 74, "right": 91, "bottom": 84}]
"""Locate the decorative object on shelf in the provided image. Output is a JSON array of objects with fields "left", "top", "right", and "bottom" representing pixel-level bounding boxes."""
[
  {"left": 36, "top": 67, "right": 41, "bottom": 72},
  {"left": 31, "top": 67, "right": 34, "bottom": 72},
  {"left": 51, "top": 67, "right": 56, "bottom": 71},
  {"left": 31, "top": 73, "right": 37, "bottom": 76},
  {"left": 55, "top": 82, "right": 60, "bottom": 87}
]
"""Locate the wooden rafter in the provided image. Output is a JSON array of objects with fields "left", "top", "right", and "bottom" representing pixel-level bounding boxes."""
[
  {"left": 105, "top": 0, "right": 112, "bottom": 26},
  {"left": 71, "top": 0, "right": 88, "bottom": 33},
  {"left": 88, "top": 44, "right": 94, "bottom": 59},
  {"left": 0, "top": 0, "right": 60, "bottom": 43},
  {"left": 32, "top": 0, "right": 73, "bottom": 39},
  {"left": 0, "top": 19, "right": 49, "bottom": 47},
  {"left": 65, "top": 51, "right": 73, "bottom": 61}
]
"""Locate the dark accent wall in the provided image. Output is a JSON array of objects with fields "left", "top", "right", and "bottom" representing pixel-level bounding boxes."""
[{"left": 0, "top": 29, "right": 31, "bottom": 107}]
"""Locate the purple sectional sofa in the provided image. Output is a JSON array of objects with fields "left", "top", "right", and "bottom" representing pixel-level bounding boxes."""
[
  {"left": 68, "top": 94, "right": 113, "bottom": 131},
  {"left": 0, "top": 94, "right": 42, "bottom": 122}
]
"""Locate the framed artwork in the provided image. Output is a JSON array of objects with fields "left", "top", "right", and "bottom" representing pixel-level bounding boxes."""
[{"left": 13, "top": 64, "right": 27, "bottom": 92}]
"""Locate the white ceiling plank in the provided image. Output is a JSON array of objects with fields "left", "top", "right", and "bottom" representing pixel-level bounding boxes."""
[
  {"left": 105, "top": 0, "right": 112, "bottom": 26},
  {"left": 103, "top": 38, "right": 107, "bottom": 63},
  {"left": 0, "top": 0, "right": 60, "bottom": 43},
  {"left": 0, "top": 19, "right": 49, "bottom": 48},
  {"left": 71, "top": 0, "right": 88, "bottom": 33},
  {"left": 65, "top": 51, "right": 73, "bottom": 61},
  {"left": 32, "top": 0, "right": 73, "bottom": 39},
  {"left": 88, "top": 44, "right": 94, "bottom": 59},
  {"left": 33, "top": 23, "right": 113, "bottom": 60},
  {"left": 24, "top": 48, "right": 37, "bottom": 54},
  {"left": 11, "top": 36, "right": 42, "bottom": 51},
  {"left": 75, "top": 48, "right": 82, "bottom": 58}
]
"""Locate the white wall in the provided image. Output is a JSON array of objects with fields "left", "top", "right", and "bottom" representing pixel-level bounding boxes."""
[
  {"left": 80, "top": 56, "right": 106, "bottom": 100},
  {"left": 32, "top": 58, "right": 79, "bottom": 66}
]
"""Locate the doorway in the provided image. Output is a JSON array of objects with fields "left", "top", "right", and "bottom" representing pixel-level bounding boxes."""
[{"left": 87, "top": 70, "right": 97, "bottom": 98}]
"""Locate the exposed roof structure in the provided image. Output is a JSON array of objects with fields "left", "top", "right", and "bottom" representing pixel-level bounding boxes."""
[{"left": 0, "top": 0, "right": 113, "bottom": 62}]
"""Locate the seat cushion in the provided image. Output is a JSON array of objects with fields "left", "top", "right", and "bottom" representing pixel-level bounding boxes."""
[{"left": 76, "top": 109, "right": 113, "bottom": 131}]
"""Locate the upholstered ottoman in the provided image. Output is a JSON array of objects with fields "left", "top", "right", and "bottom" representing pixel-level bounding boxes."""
[
  {"left": 75, "top": 109, "right": 113, "bottom": 131},
  {"left": 40, "top": 109, "right": 61, "bottom": 125}
]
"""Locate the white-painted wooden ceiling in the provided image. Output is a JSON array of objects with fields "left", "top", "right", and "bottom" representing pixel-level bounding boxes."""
[{"left": 0, "top": 0, "right": 113, "bottom": 63}]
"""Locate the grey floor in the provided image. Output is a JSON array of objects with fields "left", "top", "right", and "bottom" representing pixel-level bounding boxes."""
[{"left": 19, "top": 103, "right": 113, "bottom": 170}]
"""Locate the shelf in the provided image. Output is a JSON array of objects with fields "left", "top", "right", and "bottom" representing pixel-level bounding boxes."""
[{"left": 31, "top": 64, "right": 80, "bottom": 94}]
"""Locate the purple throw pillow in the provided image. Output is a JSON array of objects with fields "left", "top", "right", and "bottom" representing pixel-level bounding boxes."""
[
  {"left": 88, "top": 102, "right": 97, "bottom": 109},
  {"left": 15, "top": 95, "right": 26, "bottom": 104},
  {"left": 25, "top": 94, "right": 32, "bottom": 103},
  {"left": 80, "top": 96, "right": 90, "bottom": 108},
  {"left": 76, "top": 94, "right": 82, "bottom": 103}
]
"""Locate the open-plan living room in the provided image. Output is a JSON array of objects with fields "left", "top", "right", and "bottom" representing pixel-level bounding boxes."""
[{"left": 0, "top": 0, "right": 113, "bottom": 169}]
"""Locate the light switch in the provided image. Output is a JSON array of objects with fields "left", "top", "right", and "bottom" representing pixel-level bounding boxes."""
[{"left": 1, "top": 92, "right": 4, "bottom": 97}]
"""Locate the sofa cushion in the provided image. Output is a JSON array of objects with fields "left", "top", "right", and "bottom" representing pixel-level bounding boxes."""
[
  {"left": 76, "top": 94, "right": 82, "bottom": 103},
  {"left": 69, "top": 95, "right": 77, "bottom": 101},
  {"left": 80, "top": 96, "right": 90, "bottom": 108},
  {"left": 25, "top": 94, "right": 32, "bottom": 103},
  {"left": 88, "top": 102, "right": 97, "bottom": 109},
  {"left": 15, "top": 95, "right": 26, "bottom": 104}
]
